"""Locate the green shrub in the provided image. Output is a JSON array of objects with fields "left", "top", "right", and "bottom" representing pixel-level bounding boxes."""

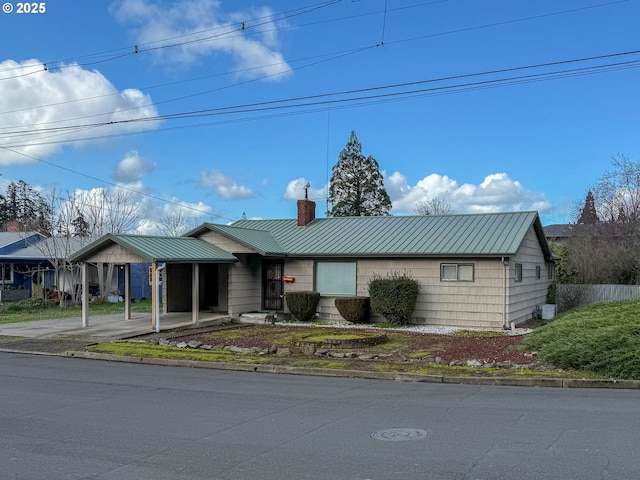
[
  {"left": 286, "top": 291, "right": 320, "bottom": 321},
  {"left": 546, "top": 282, "right": 556, "bottom": 304},
  {"left": 334, "top": 296, "right": 370, "bottom": 323},
  {"left": 368, "top": 271, "right": 419, "bottom": 325}
]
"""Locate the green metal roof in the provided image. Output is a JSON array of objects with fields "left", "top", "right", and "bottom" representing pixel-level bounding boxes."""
[
  {"left": 188, "top": 223, "right": 286, "bottom": 256},
  {"left": 204, "top": 211, "right": 551, "bottom": 259},
  {"left": 69, "top": 234, "right": 237, "bottom": 263}
]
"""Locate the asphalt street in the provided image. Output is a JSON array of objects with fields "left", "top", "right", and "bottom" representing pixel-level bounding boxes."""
[{"left": 2, "top": 352, "right": 640, "bottom": 480}]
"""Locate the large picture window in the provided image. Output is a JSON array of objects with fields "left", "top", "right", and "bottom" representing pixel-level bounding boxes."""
[
  {"left": 440, "top": 263, "right": 474, "bottom": 282},
  {"left": 315, "top": 262, "right": 356, "bottom": 295}
]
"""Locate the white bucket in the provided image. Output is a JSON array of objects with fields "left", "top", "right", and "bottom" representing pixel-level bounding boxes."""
[{"left": 541, "top": 304, "right": 556, "bottom": 320}]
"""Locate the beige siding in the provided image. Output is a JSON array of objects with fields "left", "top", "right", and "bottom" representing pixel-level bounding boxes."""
[
  {"left": 227, "top": 254, "right": 261, "bottom": 315},
  {"left": 87, "top": 244, "right": 147, "bottom": 263},
  {"left": 281, "top": 257, "right": 508, "bottom": 328},
  {"left": 280, "top": 258, "right": 314, "bottom": 315},
  {"left": 199, "top": 231, "right": 255, "bottom": 254},
  {"left": 358, "top": 258, "right": 506, "bottom": 328},
  {"left": 507, "top": 229, "right": 553, "bottom": 325}
]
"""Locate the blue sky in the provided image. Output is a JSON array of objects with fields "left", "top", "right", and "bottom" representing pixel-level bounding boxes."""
[{"left": 1, "top": 0, "right": 639, "bottom": 233}]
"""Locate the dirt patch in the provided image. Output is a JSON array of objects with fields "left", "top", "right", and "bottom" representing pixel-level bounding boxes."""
[{"left": 165, "top": 325, "right": 533, "bottom": 365}]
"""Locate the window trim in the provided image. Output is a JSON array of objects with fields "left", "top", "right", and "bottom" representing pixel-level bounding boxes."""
[
  {"left": 1, "top": 263, "right": 14, "bottom": 284},
  {"left": 440, "top": 263, "right": 475, "bottom": 282},
  {"left": 314, "top": 261, "right": 357, "bottom": 296},
  {"left": 515, "top": 263, "right": 523, "bottom": 282},
  {"left": 547, "top": 264, "right": 555, "bottom": 280}
]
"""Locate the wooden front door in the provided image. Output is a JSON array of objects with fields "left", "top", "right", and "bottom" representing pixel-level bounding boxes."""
[{"left": 263, "top": 260, "right": 284, "bottom": 310}]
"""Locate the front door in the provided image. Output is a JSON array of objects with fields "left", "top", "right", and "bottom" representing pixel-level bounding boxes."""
[{"left": 263, "top": 260, "right": 283, "bottom": 310}]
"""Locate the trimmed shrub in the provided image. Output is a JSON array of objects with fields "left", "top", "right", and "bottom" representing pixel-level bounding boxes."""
[
  {"left": 546, "top": 282, "right": 557, "bottom": 304},
  {"left": 368, "top": 271, "right": 419, "bottom": 325},
  {"left": 285, "top": 291, "right": 320, "bottom": 321},
  {"left": 335, "top": 296, "right": 370, "bottom": 323}
]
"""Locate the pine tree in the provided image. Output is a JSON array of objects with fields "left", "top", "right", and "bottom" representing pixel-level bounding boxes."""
[
  {"left": 329, "top": 131, "right": 392, "bottom": 216},
  {"left": 577, "top": 191, "right": 599, "bottom": 224}
]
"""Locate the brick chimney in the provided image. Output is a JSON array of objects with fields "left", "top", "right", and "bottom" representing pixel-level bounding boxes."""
[{"left": 297, "top": 184, "right": 316, "bottom": 226}]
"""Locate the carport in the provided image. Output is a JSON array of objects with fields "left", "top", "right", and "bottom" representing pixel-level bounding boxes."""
[{"left": 69, "top": 234, "right": 237, "bottom": 330}]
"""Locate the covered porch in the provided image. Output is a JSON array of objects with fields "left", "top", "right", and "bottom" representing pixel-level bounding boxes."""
[{"left": 69, "top": 234, "right": 237, "bottom": 331}]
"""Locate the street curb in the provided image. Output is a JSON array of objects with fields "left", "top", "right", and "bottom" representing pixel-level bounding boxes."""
[{"left": 63, "top": 351, "right": 640, "bottom": 390}]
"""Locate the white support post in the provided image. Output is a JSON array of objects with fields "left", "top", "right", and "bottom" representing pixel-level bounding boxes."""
[
  {"left": 81, "top": 262, "right": 89, "bottom": 328},
  {"left": 154, "top": 263, "right": 166, "bottom": 333},
  {"left": 192, "top": 263, "right": 200, "bottom": 325},
  {"left": 124, "top": 263, "right": 131, "bottom": 320}
]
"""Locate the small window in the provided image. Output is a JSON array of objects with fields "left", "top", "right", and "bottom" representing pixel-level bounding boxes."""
[
  {"left": 536, "top": 266, "right": 541, "bottom": 280},
  {"left": 1, "top": 263, "right": 14, "bottom": 284},
  {"left": 515, "top": 263, "right": 523, "bottom": 282},
  {"left": 440, "top": 263, "right": 474, "bottom": 282},
  {"left": 547, "top": 264, "right": 555, "bottom": 280},
  {"left": 315, "top": 262, "right": 356, "bottom": 295}
]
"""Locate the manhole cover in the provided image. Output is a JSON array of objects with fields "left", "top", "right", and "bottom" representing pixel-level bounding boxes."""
[{"left": 370, "top": 428, "right": 430, "bottom": 442}]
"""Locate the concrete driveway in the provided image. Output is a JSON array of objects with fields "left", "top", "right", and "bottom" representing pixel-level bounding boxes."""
[{"left": 0, "top": 312, "right": 229, "bottom": 354}]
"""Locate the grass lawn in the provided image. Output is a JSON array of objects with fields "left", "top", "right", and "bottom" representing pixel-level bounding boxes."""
[
  {"left": 518, "top": 299, "right": 640, "bottom": 379},
  {"left": 0, "top": 298, "right": 153, "bottom": 324}
]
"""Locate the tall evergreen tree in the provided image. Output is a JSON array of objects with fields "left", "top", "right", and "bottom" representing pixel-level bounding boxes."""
[
  {"left": 1, "top": 180, "right": 52, "bottom": 234},
  {"left": 577, "top": 191, "right": 599, "bottom": 224},
  {"left": 329, "top": 131, "right": 392, "bottom": 217}
]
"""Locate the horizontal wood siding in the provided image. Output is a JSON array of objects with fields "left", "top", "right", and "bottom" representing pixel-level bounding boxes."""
[
  {"left": 199, "top": 231, "right": 255, "bottom": 254},
  {"left": 508, "top": 229, "right": 553, "bottom": 325},
  {"left": 358, "top": 258, "right": 506, "bottom": 328},
  {"left": 86, "top": 244, "right": 147, "bottom": 264},
  {"left": 281, "top": 259, "right": 315, "bottom": 315},
  {"left": 227, "top": 254, "right": 261, "bottom": 315}
]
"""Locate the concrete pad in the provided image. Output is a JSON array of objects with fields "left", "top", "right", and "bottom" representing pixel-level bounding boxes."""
[{"left": 0, "top": 312, "right": 230, "bottom": 343}]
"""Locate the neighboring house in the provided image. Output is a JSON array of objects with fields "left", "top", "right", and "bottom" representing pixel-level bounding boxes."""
[
  {"left": 70, "top": 198, "right": 555, "bottom": 329},
  {"left": 544, "top": 222, "right": 623, "bottom": 244},
  {"left": 0, "top": 232, "right": 52, "bottom": 301},
  {"left": 0, "top": 233, "right": 152, "bottom": 302}
]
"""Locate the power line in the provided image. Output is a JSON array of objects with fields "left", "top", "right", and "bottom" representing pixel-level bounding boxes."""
[
  {"left": 0, "top": 0, "right": 344, "bottom": 81},
  {"left": 0, "top": 0, "right": 627, "bottom": 124},
  {"left": 0, "top": 147, "right": 234, "bottom": 222},
  {"left": 2, "top": 49, "right": 638, "bottom": 142}
]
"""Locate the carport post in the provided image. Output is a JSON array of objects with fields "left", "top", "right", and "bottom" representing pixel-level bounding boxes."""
[
  {"left": 152, "top": 263, "right": 166, "bottom": 333},
  {"left": 192, "top": 263, "right": 199, "bottom": 325},
  {"left": 124, "top": 263, "right": 131, "bottom": 320},
  {"left": 81, "top": 262, "right": 89, "bottom": 327}
]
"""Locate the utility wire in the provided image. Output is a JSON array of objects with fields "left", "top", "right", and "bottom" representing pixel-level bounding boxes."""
[
  {"left": 2, "top": 49, "right": 638, "bottom": 141},
  {"left": 0, "top": 146, "right": 234, "bottom": 222}
]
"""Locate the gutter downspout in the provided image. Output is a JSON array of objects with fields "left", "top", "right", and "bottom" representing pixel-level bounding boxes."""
[{"left": 502, "top": 257, "right": 509, "bottom": 329}]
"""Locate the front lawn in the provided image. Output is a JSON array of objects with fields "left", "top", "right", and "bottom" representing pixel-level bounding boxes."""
[
  {"left": 0, "top": 298, "right": 153, "bottom": 324},
  {"left": 518, "top": 299, "right": 640, "bottom": 379}
]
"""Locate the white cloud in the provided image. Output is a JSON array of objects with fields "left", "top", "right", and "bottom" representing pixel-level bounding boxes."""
[
  {"left": 110, "top": 0, "right": 292, "bottom": 80},
  {"left": 0, "top": 60, "right": 159, "bottom": 165},
  {"left": 282, "top": 178, "right": 326, "bottom": 201},
  {"left": 200, "top": 169, "right": 254, "bottom": 199},
  {"left": 113, "top": 150, "right": 155, "bottom": 183},
  {"left": 388, "top": 171, "right": 552, "bottom": 215}
]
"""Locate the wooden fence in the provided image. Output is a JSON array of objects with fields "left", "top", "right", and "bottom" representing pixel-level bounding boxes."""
[{"left": 557, "top": 284, "right": 640, "bottom": 311}]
